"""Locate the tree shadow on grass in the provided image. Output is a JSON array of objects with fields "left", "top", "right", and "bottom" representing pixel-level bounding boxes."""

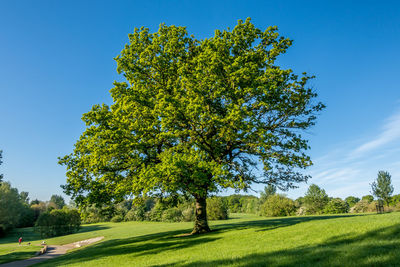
[
  {"left": 77, "top": 224, "right": 111, "bottom": 234},
  {"left": 0, "top": 250, "right": 38, "bottom": 265},
  {"left": 36, "top": 214, "right": 377, "bottom": 266},
  {"left": 37, "top": 228, "right": 219, "bottom": 266},
  {"left": 167, "top": 223, "right": 400, "bottom": 267},
  {"left": 211, "top": 214, "right": 365, "bottom": 234},
  {"left": 0, "top": 224, "right": 109, "bottom": 245}
]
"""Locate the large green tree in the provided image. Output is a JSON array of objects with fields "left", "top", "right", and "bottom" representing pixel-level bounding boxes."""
[
  {"left": 371, "top": 171, "right": 394, "bottom": 206},
  {"left": 59, "top": 19, "right": 324, "bottom": 234}
]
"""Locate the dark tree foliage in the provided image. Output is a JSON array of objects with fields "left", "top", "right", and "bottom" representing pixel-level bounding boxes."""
[
  {"left": 35, "top": 209, "right": 81, "bottom": 237},
  {"left": 0, "top": 182, "right": 36, "bottom": 234}
]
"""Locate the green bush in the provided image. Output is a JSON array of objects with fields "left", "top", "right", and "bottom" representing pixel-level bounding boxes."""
[
  {"left": 148, "top": 202, "right": 167, "bottom": 222},
  {"left": 351, "top": 200, "right": 376, "bottom": 213},
  {"left": 180, "top": 203, "right": 195, "bottom": 222},
  {"left": 241, "top": 197, "right": 260, "bottom": 214},
  {"left": 345, "top": 196, "right": 360, "bottom": 208},
  {"left": 260, "top": 194, "right": 296, "bottom": 217},
  {"left": 324, "top": 198, "right": 349, "bottom": 214},
  {"left": 226, "top": 195, "right": 242, "bottom": 213},
  {"left": 111, "top": 214, "right": 124, "bottom": 222},
  {"left": 35, "top": 209, "right": 81, "bottom": 237},
  {"left": 361, "top": 195, "right": 374, "bottom": 203},
  {"left": 161, "top": 207, "right": 182, "bottom": 222},
  {"left": 125, "top": 205, "right": 147, "bottom": 221},
  {"left": 207, "top": 197, "right": 228, "bottom": 220}
]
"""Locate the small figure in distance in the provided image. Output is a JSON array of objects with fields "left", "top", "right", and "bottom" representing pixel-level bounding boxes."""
[
  {"left": 27, "top": 242, "right": 31, "bottom": 245},
  {"left": 18, "top": 237, "right": 22, "bottom": 245}
]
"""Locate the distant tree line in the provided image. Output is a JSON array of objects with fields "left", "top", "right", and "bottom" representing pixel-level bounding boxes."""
[
  {"left": 0, "top": 151, "right": 80, "bottom": 237},
  {"left": 0, "top": 179, "right": 80, "bottom": 237},
  {"left": 79, "top": 195, "right": 228, "bottom": 224},
  {"left": 1, "top": 149, "right": 398, "bottom": 234}
]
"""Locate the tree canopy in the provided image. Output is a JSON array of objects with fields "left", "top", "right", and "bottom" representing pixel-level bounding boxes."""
[{"left": 59, "top": 18, "right": 324, "bottom": 233}]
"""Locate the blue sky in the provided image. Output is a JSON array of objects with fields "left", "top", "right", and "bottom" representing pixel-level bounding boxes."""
[{"left": 1, "top": 0, "right": 400, "bottom": 202}]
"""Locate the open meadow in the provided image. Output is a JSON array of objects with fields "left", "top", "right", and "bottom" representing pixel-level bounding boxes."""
[{"left": 1, "top": 212, "right": 399, "bottom": 266}]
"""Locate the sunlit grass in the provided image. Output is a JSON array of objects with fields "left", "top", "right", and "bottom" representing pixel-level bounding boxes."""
[{"left": 1, "top": 212, "right": 399, "bottom": 266}]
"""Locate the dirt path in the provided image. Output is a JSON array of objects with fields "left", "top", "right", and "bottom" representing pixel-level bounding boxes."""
[{"left": 0, "top": 236, "right": 104, "bottom": 267}]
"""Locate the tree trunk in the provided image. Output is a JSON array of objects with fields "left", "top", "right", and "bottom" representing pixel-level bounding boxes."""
[{"left": 191, "top": 196, "right": 211, "bottom": 234}]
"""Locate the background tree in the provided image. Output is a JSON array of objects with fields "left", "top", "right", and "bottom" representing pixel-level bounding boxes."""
[
  {"left": 260, "top": 194, "right": 296, "bottom": 217},
  {"left": 260, "top": 185, "right": 277, "bottom": 203},
  {"left": 303, "top": 184, "right": 329, "bottom": 214},
  {"left": 20, "top": 191, "right": 30, "bottom": 204},
  {"left": 361, "top": 195, "right": 374, "bottom": 203},
  {"left": 389, "top": 194, "right": 400, "bottom": 206},
  {"left": 371, "top": 171, "right": 394, "bottom": 206},
  {"left": 59, "top": 19, "right": 324, "bottom": 234},
  {"left": 324, "top": 198, "right": 349, "bottom": 214},
  {"left": 0, "top": 182, "right": 35, "bottom": 234},
  {"left": 50, "top": 194, "right": 66, "bottom": 209},
  {"left": 345, "top": 196, "right": 360, "bottom": 208},
  {"left": 0, "top": 182, "right": 21, "bottom": 235}
]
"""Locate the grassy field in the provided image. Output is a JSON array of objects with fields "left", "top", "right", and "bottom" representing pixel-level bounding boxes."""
[{"left": 1, "top": 212, "right": 399, "bottom": 266}]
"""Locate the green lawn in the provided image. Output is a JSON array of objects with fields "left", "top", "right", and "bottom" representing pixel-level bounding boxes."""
[{"left": 1, "top": 212, "right": 399, "bottom": 266}]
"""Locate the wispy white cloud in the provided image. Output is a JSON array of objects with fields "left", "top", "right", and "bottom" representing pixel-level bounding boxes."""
[
  {"left": 349, "top": 110, "right": 400, "bottom": 158},
  {"left": 311, "top": 167, "right": 361, "bottom": 185},
  {"left": 287, "top": 107, "right": 400, "bottom": 199}
]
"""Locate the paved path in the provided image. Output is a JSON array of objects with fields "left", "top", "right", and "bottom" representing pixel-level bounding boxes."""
[{"left": 0, "top": 237, "right": 104, "bottom": 267}]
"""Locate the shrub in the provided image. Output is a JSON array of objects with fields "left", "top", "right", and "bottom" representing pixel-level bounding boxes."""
[
  {"left": 361, "top": 195, "right": 374, "bottom": 203},
  {"left": 148, "top": 201, "right": 167, "bottom": 222},
  {"left": 394, "top": 202, "right": 400, "bottom": 212},
  {"left": 389, "top": 194, "right": 400, "bottom": 206},
  {"left": 351, "top": 200, "right": 377, "bottom": 213},
  {"left": 324, "top": 198, "right": 349, "bottom": 214},
  {"left": 226, "top": 195, "right": 242, "bottom": 213},
  {"left": 207, "top": 197, "right": 228, "bottom": 220},
  {"left": 260, "top": 194, "right": 296, "bottom": 217},
  {"left": 180, "top": 203, "right": 195, "bottom": 222},
  {"left": 345, "top": 196, "right": 360, "bottom": 208},
  {"left": 35, "top": 209, "right": 81, "bottom": 237},
  {"left": 125, "top": 205, "right": 147, "bottom": 221},
  {"left": 181, "top": 206, "right": 195, "bottom": 222},
  {"left": 241, "top": 198, "right": 260, "bottom": 214},
  {"left": 161, "top": 207, "right": 182, "bottom": 222},
  {"left": 111, "top": 214, "right": 124, "bottom": 222}
]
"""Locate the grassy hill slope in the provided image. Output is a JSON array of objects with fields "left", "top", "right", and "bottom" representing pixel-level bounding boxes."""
[{"left": 1, "top": 212, "right": 400, "bottom": 266}]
